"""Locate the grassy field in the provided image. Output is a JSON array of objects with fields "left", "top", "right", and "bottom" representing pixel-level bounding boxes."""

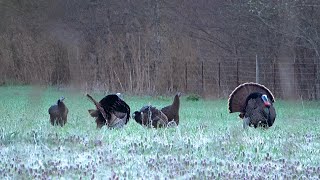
[{"left": 0, "top": 86, "right": 320, "bottom": 179}]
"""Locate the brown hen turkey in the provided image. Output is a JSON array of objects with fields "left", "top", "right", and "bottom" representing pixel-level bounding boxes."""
[
  {"left": 48, "top": 96, "right": 68, "bottom": 127},
  {"left": 161, "top": 92, "right": 181, "bottom": 126}
]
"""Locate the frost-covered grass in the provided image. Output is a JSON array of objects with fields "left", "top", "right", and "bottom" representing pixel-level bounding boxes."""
[{"left": 0, "top": 86, "right": 320, "bottom": 179}]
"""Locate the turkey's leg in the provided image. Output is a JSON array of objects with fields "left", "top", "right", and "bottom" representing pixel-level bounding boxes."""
[{"left": 243, "top": 117, "right": 250, "bottom": 129}]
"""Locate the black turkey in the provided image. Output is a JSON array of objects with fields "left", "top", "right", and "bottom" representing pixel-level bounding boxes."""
[
  {"left": 133, "top": 105, "right": 169, "bottom": 128},
  {"left": 228, "top": 82, "right": 276, "bottom": 129},
  {"left": 161, "top": 92, "right": 181, "bottom": 125},
  {"left": 87, "top": 93, "right": 130, "bottom": 129},
  {"left": 48, "top": 96, "right": 68, "bottom": 126}
]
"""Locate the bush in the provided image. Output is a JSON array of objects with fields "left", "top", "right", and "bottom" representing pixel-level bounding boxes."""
[{"left": 186, "top": 94, "right": 201, "bottom": 101}]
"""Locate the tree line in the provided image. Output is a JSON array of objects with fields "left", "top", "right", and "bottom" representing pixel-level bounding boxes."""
[{"left": 0, "top": 0, "right": 319, "bottom": 98}]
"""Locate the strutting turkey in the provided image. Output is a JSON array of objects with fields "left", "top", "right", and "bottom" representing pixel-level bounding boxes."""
[
  {"left": 228, "top": 82, "right": 276, "bottom": 129},
  {"left": 132, "top": 105, "right": 169, "bottom": 128},
  {"left": 161, "top": 92, "right": 181, "bottom": 126},
  {"left": 86, "top": 93, "right": 130, "bottom": 129},
  {"left": 48, "top": 96, "right": 69, "bottom": 126}
]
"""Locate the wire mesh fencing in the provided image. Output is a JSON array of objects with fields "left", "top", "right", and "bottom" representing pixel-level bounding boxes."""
[{"left": 183, "top": 57, "right": 319, "bottom": 100}]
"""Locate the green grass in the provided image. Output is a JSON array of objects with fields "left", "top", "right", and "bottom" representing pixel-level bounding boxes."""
[{"left": 0, "top": 86, "right": 320, "bottom": 179}]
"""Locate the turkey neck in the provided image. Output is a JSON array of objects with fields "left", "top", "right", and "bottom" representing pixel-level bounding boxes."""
[{"left": 172, "top": 95, "right": 180, "bottom": 113}]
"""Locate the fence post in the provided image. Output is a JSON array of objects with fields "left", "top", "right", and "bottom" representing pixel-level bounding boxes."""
[
  {"left": 273, "top": 60, "right": 276, "bottom": 94},
  {"left": 293, "top": 62, "right": 296, "bottom": 97},
  {"left": 256, "top": 54, "right": 259, "bottom": 83},
  {"left": 218, "top": 62, "right": 221, "bottom": 98},
  {"left": 201, "top": 61, "right": 204, "bottom": 93},
  {"left": 185, "top": 62, "right": 188, "bottom": 92},
  {"left": 314, "top": 64, "right": 317, "bottom": 100},
  {"left": 171, "top": 60, "right": 174, "bottom": 92},
  {"left": 236, "top": 60, "right": 239, "bottom": 85}
]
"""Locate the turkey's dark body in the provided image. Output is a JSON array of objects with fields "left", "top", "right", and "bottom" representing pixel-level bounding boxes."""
[
  {"left": 244, "top": 93, "right": 276, "bottom": 128},
  {"left": 228, "top": 82, "right": 277, "bottom": 129},
  {"left": 48, "top": 99, "right": 68, "bottom": 127},
  {"left": 133, "top": 106, "right": 168, "bottom": 128},
  {"left": 92, "top": 94, "right": 130, "bottom": 128}
]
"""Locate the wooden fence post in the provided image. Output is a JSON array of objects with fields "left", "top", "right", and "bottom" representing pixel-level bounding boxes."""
[
  {"left": 218, "top": 62, "right": 221, "bottom": 98},
  {"left": 314, "top": 64, "right": 317, "bottom": 100},
  {"left": 256, "top": 54, "right": 259, "bottom": 83},
  {"left": 293, "top": 62, "right": 296, "bottom": 97},
  {"left": 185, "top": 62, "right": 188, "bottom": 92},
  {"left": 201, "top": 61, "right": 204, "bottom": 93},
  {"left": 236, "top": 60, "right": 239, "bottom": 85},
  {"left": 273, "top": 60, "right": 276, "bottom": 94}
]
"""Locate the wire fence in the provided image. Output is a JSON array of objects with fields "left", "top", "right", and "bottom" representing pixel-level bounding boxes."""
[
  {"left": 2, "top": 52, "right": 318, "bottom": 100},
  {"left": 183, "top": 57, "right": 319, "bottom": 100}
]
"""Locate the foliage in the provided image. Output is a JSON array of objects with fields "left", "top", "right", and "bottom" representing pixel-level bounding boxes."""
[
  {"left": 0, "top": 1, "right": 319, "bottom": 98},
  {"left": 186, "top": 94, "right": 201, "bottom": 101}
]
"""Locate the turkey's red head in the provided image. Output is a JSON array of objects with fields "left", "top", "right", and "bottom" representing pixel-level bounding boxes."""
[{"left": 261, "top": 94, "right": 271, "bottom": 107}]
